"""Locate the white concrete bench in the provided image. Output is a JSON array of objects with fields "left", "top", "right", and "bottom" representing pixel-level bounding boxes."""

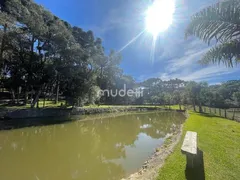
[{"left": 181, "top": 131, "right": 197, "bottom": 168}]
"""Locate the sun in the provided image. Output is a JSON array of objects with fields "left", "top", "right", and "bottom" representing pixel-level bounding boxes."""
[{"left": 145, "top": 0, "right": 175, "bottom": 36}]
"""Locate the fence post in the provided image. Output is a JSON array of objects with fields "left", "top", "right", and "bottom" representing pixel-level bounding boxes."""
[{"left": 232, "top": 108, "right": 235, "bottom": 120}]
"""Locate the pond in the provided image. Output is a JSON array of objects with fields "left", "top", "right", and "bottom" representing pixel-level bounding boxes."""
[{"left": 0, "top": 111, "right": 185, "bottom": 180}]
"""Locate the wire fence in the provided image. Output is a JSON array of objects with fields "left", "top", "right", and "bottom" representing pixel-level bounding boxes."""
[{"left": 200, "top": 107, "right": 240, "bottom": 122}]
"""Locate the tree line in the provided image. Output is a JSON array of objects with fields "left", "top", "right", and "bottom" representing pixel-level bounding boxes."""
[
  {"left": 0, "top": 0, "right": 239, "bottom": 110},
  {"left": 0, "top": 0, "right": 137, "bottom": 107},
  {"left": 139, "top": 78, "right": 240, "bottom": 112}
]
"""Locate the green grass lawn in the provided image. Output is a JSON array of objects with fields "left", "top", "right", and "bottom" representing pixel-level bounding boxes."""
[
  {"left": 1, "top": 101, "right": 183, "bottom": 110},
  {"left": 157, "top": 111, "right": 240, "bottom": 180},
  {"left": 83, "top": 104, "right": 182, "bottom": 109}
]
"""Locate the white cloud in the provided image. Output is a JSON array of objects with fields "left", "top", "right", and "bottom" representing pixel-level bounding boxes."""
[
  {"left": 137, "top": 36, "right": 240, "bottom": 83},
  {"left": 181, "top": 66, "right": 239, "bottom": 81},
  {"left": 158, "top": 65, "right": 239, "bottom": 82},
  {"left": 156, "top": 37, "right": 240, "bottom": 82},
  {"left": 166, "top": 46, "right": 210, "bottom": 73}
]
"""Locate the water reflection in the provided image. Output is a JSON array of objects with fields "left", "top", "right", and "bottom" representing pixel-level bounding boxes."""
[{"left": 0, "top": 111, "right": 185, "bottom": 180}]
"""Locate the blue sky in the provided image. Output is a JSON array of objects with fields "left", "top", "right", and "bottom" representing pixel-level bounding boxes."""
[{"left": 35, "top": 0, "right": 240, "bottom": 84}]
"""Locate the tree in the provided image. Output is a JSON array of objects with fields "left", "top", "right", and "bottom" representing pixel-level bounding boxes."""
[
  {"left": 233, "top": 92, "right": 240, "bottom": 106},
  {"left": 163, "top": 93, "right": 172, "bottom": 109},
  {"left": 173, "top": 90, "right": 182, "bottom": 110},
  {"left": 185, "top": 81, "right": 198, "bottom": 112},
  {"left": 180, "top": 91, "right": 188, "bottom": 110},
  {"left": 232, "top": 92, "right": 240, "bottom": 119},
  {"left": 0, "top": 0, "right": 114, "bottom": 107},
  {"left": 185, "top": 0, "right": 240, "bottom": 67},
  {"left": 0, "top": 0, "right": 69, "bottom": 106}
]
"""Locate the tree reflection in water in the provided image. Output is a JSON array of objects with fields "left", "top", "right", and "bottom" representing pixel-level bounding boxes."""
[{"left": 0, "top": 111, "right": 185, "bottom": 180}]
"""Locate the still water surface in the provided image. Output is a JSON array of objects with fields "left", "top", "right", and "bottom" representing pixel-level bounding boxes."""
[{"left": 0, "top": 111, "right": 185, "bottom": 180}]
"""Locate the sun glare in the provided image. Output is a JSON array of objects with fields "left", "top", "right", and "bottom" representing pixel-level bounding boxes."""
[{"left": 145, "top": 0, "right": 175, "bottom": 36}]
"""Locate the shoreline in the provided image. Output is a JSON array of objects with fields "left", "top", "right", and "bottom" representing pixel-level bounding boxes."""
[
  {"left": 1, "top": 106, "right": 185, "bottom": 119},
  {"left": 122, "top": 124, "right": 183, "bottom": 180},
  {"left": 0, "top": 107, "right": 185, "bottom": 130},
  {"left": 121, "top": 112, "right": 188, "bottom": 180}
]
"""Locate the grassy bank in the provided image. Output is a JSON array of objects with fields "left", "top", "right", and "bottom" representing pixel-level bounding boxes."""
[
  {"left": 157, "top": 111, "right": 240, "bottom": 180},
  {"left": 83, "top": 104, "right": 181, "bottom": 109},
  {"left": 0, "top": 103, "right": 181, "bottom": 110}
]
